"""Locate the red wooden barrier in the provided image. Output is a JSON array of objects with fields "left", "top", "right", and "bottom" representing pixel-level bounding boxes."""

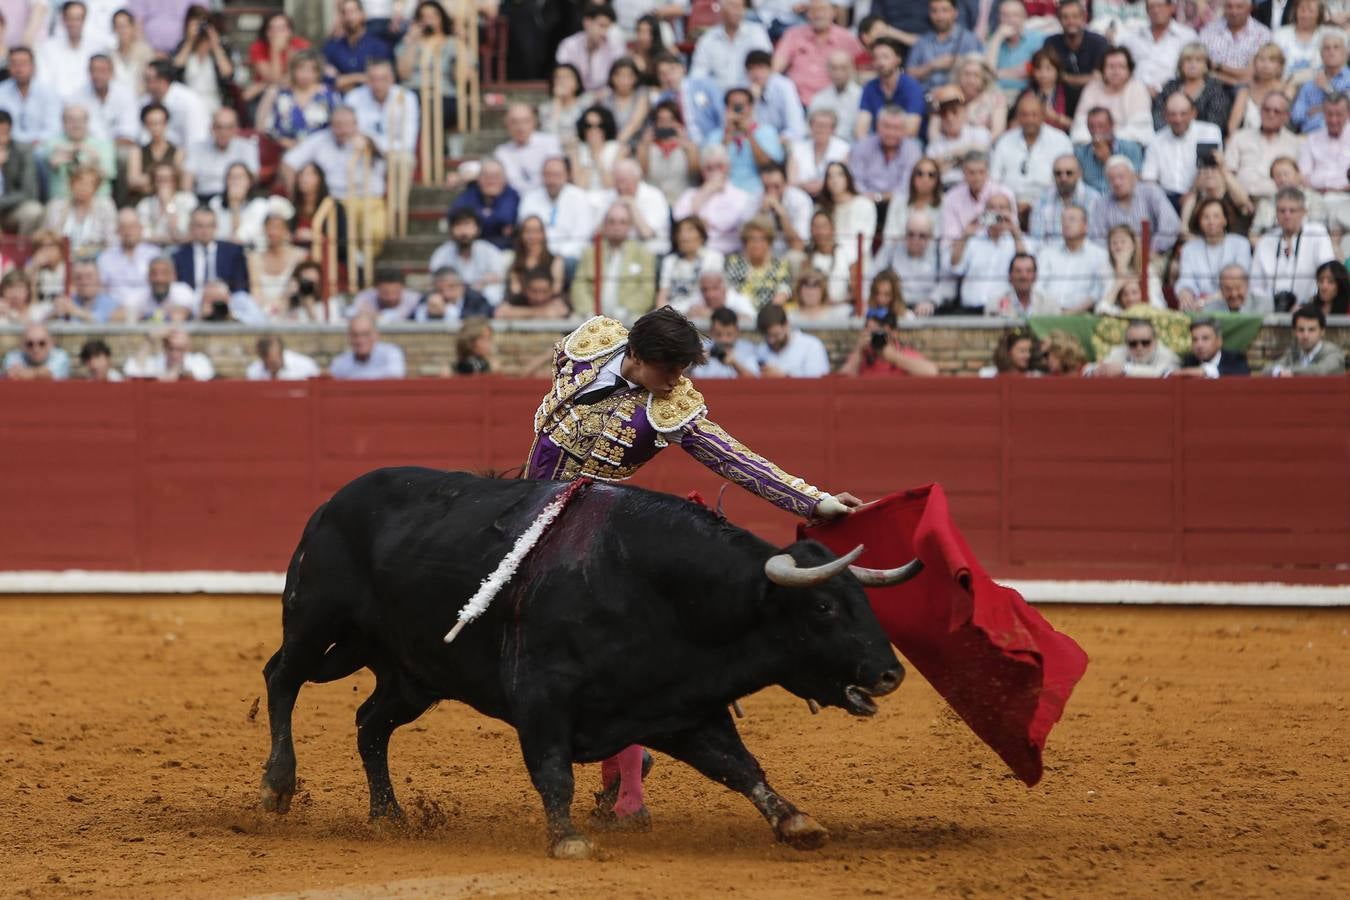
[{"left": 0, "top": 378, "right": 1345, "bottom": 583}]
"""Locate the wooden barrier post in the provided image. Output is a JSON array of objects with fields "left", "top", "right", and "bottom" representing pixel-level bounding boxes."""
[
  {"left": 1139, "top": 218, "right": 1152, "bottom": 306},
  {"left": 418, "top": 43, "right": 434, "bottom": 184},
  {"left": 593, "top": 232, "right": 604, "bottom": 318},
  {"left": 854, "top": 232, "right": 865, "bottom": 317},
  {"left": 311, "top": 198, "right": 340, "bottom": 299},
  {"left": 387, "top": 90, "right": 409, "bottom": 238}
]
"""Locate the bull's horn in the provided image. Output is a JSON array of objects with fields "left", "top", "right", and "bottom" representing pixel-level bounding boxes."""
[
  {"left": 849, "top": 558, "right": 925, "bottom": 588},
  {"left": 764, "top": 544, "right": 865, "bottom": 588}
]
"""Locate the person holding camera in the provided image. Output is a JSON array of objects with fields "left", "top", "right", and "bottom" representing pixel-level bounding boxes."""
[
  {"left": 706, "top": 87, "right": 785, "bottom": 194},
  {"left": 1251, "top": 186, "right": 1336, "bottom": 310},
  {"left": 1141, "top": 92, "right": 1224, "bottom": 210},
  {"left": 838, "top": 308, "right": 939, "bottom": 377},
  {"left": 950, "top": 191, "right": 1028, "bottom": 313},
  {"left": 691, "top": 307, "right": 761, "bottom": 379}
]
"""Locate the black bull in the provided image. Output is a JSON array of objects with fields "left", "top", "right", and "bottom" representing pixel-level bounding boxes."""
[{"left": 259, "top": 468, "right": 917, "bottom": 858}]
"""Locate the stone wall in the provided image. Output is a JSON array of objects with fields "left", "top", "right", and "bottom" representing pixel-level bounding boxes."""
[{"left": 3, "top": 320, "right": 1347, "bottom": 380}]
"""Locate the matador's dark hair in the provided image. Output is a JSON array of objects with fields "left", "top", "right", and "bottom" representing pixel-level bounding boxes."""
[{"left": 627, "top": 307, "right": 707, "bottom": 369}]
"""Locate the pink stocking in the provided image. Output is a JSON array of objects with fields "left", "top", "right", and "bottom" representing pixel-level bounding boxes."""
[
  {"left": 601, "top": 754, "right": 620, "bottom": 789},
  {"left": 612, "top": 744, "right": 646, "bottom": 817}
]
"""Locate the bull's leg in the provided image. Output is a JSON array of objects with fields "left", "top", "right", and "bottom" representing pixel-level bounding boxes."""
[
  {"left": 648, "top": 710, "right": 830, "bottom": 850},
  {"left": 356, "top": 673, "right": 430, "bottom": 823},
  {"left": 259, "top": 641, "right": 323, "bottom": 814},
  {"left": 516, "top": 718, "right": 591, "bottom": 859}
]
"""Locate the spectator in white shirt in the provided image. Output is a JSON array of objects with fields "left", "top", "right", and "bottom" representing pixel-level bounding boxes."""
[
  {"left": 1142, "top": 91, "right": 1225, "bottom": 204},
  {"left": 494, "top": 103, "right": 564, "bottom": 195},
  {"left": 788, "top": 108, "right": 850, "bottom": 195},
  {"left": 684, "top": 267, "right": 758, "bottom": 321},
  {"left": 1121, "top": 0, "right": 1199, "bottom": 94},
  {"left": 806, "top": 51, "right": 862, "bottom": 140},
  {"left": 690, "top": 0, "right": 772, "bottom": 90},
  {"left": 36, "top": 0, "right": 106, "bottom": 102},
  {"left": 123, "top": 327, "right": 215, "bottom": 380},
  {"left": 0, "top": 47, "right": 63, "bottom": 146},
  {"left": 1226, "top": 89, "right": 1303, "bottom": 204},
  {"left": 1175, "top": 197, "right": 1255, "bottom": 308},
  {"left": 990, "top": 91, "right": 1075, "bottom": 216},
  {"left": 598, "top": 158, "right": 671, "bottom": 255},
  {"left": 280, "top": 106, "right": 387, "bottom": 200},
  {"left": 330, "top": 312, "right": 407, "bottom": 379},
  {"left": 756, "top": 161, "right": 811, "bottom": 255},
  {"left": 247, "top": 335, "right": 320, "bottom": 380},
  {"left": 872, "top": 209, "right": 956, "bottom": 314},
  {"left": 141, "top": 59, "right": 209, "bottom": 150},
  {"left": 1296, "top": 90, "right": 1350, "bottom": 231},
  {"left": 990, "top": 252, "right": 1059, "bottom": 318},
  {"left": 186, "top": 108, "right": 261, "bottom": 202},
  {"left": 73, "top": 54, "right": 139, "bottom": 145},
  {"left": 517, "top": 155, "right": 596, "bottom": 262},
  {"left": 1037, "top": 205, "right": 1113, "bottom": 312},
  {"left": 754, "top": 303, "right": 829, "bottom": 377},
  {"left": 1251, "top": 185, "right": 1336, "bottom": 309},
  {"left": 347, "top": 268, "right": 423, "bottom": 322},
  {"left": 345, "top": 58, "right": 420, "bottom": 157},
  {"left": 926, "top": 88, "right": 993, "bottom": 190},
  {"left": 950, "top": 191, "right": 1029, "bottom": 313}
]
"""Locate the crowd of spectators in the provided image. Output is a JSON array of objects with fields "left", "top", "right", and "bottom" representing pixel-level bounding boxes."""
[{"left": 0, "top": 0, "right": 1346, "bottom": 383}]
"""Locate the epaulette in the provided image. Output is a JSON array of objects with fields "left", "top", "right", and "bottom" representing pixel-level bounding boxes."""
[
  {"left": 647, "top": 377, "right": 707, "bottom": 433},
  {"left": 563, "top": 316, "right": 629, "bottom": 362}
]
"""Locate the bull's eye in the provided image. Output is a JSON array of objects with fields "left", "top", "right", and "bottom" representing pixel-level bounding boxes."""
[{"left": 813, "top": 598, "right": 838, "bottom": 620}]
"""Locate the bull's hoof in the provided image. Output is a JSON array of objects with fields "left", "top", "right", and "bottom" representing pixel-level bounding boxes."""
[
  {"left": 259, "top": 781, "right": 293, "bottom": 815},
  {"left": 589, "top": 805, "right": 652, "bottom": 833},
  {"left": 776, "top": 812, "right": 830, "bottom": 850},
  {"left": 550, "top": 834, "right": 595, "bottom": 860}
]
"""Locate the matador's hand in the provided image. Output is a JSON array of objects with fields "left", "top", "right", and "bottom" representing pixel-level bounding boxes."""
[{"left": 815, "top": 492, "right": 864, "bottom": 519}]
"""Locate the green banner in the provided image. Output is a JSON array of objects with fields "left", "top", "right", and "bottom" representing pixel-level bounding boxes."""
[{"left": 1027, "top": 312, "right": 1265, "bottom": 362}]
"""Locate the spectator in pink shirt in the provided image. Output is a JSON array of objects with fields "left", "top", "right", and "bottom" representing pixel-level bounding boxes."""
[
  {"left": 772, "top": 0, "right": 865, "bottom": 106},
  {"left": 555, "top": 3, "right": 627, "bottom": 94}
]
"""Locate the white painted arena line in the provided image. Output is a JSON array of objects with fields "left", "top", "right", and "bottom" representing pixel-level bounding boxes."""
[{"left": 0, "top": 571, "right": 1346, "bottom": 606}]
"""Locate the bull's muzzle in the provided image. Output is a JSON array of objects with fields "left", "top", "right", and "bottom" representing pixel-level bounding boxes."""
[
  {"left": 843, "top": 668, "right": 902, "bottom": 717},
  {"left": 764, "top": 545, "right": 925, "bottom": 589}
]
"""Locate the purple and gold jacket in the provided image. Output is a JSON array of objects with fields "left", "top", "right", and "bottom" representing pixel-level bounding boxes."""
[{"left": 525, "top": 316, "right": 829, "bottom": 519}]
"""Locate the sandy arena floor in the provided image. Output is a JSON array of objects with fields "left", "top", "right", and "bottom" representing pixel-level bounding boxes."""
[{"left": 1, "top": 597, "right": 1347, "bottom": 899}]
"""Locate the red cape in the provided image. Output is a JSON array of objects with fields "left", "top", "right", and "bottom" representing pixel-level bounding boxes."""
[{"left": 803, "top": 484, "right": 1088, "bottom": 787}]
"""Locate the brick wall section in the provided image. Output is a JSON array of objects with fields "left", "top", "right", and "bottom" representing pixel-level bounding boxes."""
[{"left": 4, "top": 322, "right": 1347, "bottom": 379}]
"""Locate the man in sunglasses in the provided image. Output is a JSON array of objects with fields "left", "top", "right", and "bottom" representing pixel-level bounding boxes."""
[
  {"left": 3, "top": 323, "right": 71, "bottom": 380},
  {"left": 1087, "top": 319, "right": 1180, "bottom": 377}
]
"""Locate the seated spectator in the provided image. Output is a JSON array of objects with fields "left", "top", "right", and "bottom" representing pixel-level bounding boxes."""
[
  {"left": 346, "top": 57, "right": 422, "bottom": 159},
  {"left": 496, "top": 270, "right": 571, "bottom": 319},
  {"left": 598, "top": 158, "right": 670, "bottom": 255},
  {"left": 1229, "top": 41, "right": 1292, "bottom": 133},
  {"left": 627, "top": 14, "right": 668, "bottom": 87},
  {"left": 555, "top": 3, "right": 626, "bottom": 95},
  {"left": 0, "top": 48, "right": 61, "bottom": 147},
  {"left": 142, "top": 59, "right": 209, "bottom": 151},
  {"left": 686, "top": 268, "right": 757, "bottom": 320},
  {"left": 50, "top": 260, "right": 118, "bottom": 323},
  {"left": 517, "top": 155, "right": 595, "bottom": 265},
  {"left": 1097, "top": 223, "right": 1167, "bottom": 313},
  {"left": 854, "top": 37, "right": 925, "bottom": 139},
  {"left": 281, "top": 107, "right": 388, "bottom": 255},
  {"left": 495, "top": 103, "right": 564, "bottom": 195},
  {"left": 839, "top": 308, "right": 939, "bottom": 377},
  {"left": 0, "top": 270, "right": 46, "bottom": 324},
  {"left": 197, "top": 278, "right": 265, "bottom": 325},
  {"left": 724, "top": 217, "right": 792, "bottom": 308},
  {"left": 808, "top": 52, "right": 862, "bottom": 140},
  {"left": 1177, "top": 198, "right": 1255, "bottom": 309},
  {"left": 991, "top": 251, "right": 1058, "bottom": 317},
  {"left": 985, "top": 327, "right": 1037, "bottom": 376},
  {"left": 944, "top": 149, "right": 1018, "bottom": 243},
  {"left": 123, "top": 327, "right": 215, "bottom": 380},
  {"left": 36, "top": 1, "right": 103, "bottom": 102},
  {"left": 602, "top": 57, "right": 651, "bottom": 146},
  {"left": 211, "top": 164, "right": 280, "bottom": 251},
  {"left": 41, "top": 106, "right": 115, "bottom": 201},
  {"left": 1121, "top": 2, "right": 1199, "bottom": 96},
  {"left": 452, "top": 316, "right": 496, "bottom": 375},
  {"left": 429, "top": 210, "right": 506, "bottom": 306},
  {"left": 657, "top": 216, "right": 724, "bottom": 311},
  {"left": 186, "top": 108, "right": 260, "bottom": 203},
  {"left": 1087, "top": 319, "right": 1181, "bottom": 377},
  {"left": 1044, "top": 0, "right": 1110, "bottom": 118},
  {"left": 654, "top": 51, "right": 723, "bottom": 145},
  {"left": 0, "top": 111, "right": 45, "bottom": 235},
  {"left": 392, "top": 3, "right": 455, "bottom": 137},
  {"left": 504, "top": 215, "right": 565, "bottom": 306},
  {"left": 636, "top": 100, "right": 700, "bottom": 206},
  {"left": 774, "top": 0, "right": 863, "bottom": 107},
  {"left": 348, "top": 267, "right": 421, "bottom": 322},
  {"left": 1251, "top": 155, "right": 1329, "bottom": 234},
  {"left": 448, "top": 159, "right": 519, "bottom": 250},
  {"left": 954, "top": 57, "right": 1008, "bottom": 140},
  {"left": 908, "top": 0, "right": 983, "bottom": 93},
  {"left": 1272, "top": 0, "right": 1324, "bottom": 85},
  {"left": 287, "top": 162, "right": 336, "bottom": 247},
  {"left": 249, "top": 214, "right": 309, "bottom": 318},
  {"left": 24, "top": 233, "right": 67, "bottom": 308},
  {"left": 1074, "top": 107, "right": 1147, "bottom": 196},
  {"left": 849, "top": 106, "right": 923, "bottom": 207},
  {"left": 538, "top": 63, "right": 592, "bottom": 146},
  {"left": 243, "top": 13, "right": 311, "bottom": 110},
  {"left": 128, "top": 256, "right": 196, "bottom": 322},
  {"left": 129, "top": 0, "right": 195, "bottom": 56},
  {"left": 136, "top": 162, "right": 197, "bottom": 246},
  {"left": 745, "top": 49, "right": 805, "bottom": 142},
  {"left": 171, "top": 208, "right": 250, "bottom": 298},
  {"left": 788, "top": 267, "right": 851, "bottom": 323},
  {"left": 1269, "top": 304, "right": 1347, "bottom": 374},
  {"left": 111, "top": 9, "right": 155, "bottom": 95},
  {"left": 1029, "top": 47, "right": 1073, "bottom": 134},
  {"left": 755, "top": 303, "right": 829, "bottom": 377},
  {"left": 1040, "top": 330, "right": 1090, "bottom": 376},
  {"left": 1154, "top": 42, "right": 1233, "bottom": 134},
  {"left": 1181, "top": 153, "right": 1259, "bottom": 237},
  {"left": 952, "top": 191, "right": 1027, "bottom": 313},
  {"left": 789, "top": 109, "right": 849, "bottom": 195},
  {"left": 1297, "top": 91, "right": 1350, "bottom": 230},
  {"left": 570, "top": 202, "right": 656, "bottom": 320},
  {"left": 1030, "top": 154, "right": 1104, "bottom": 241},
  {"left": 1251, "top": 186, "right": 1336, "bottom": 308},
  {"left": 259, "top": 51, "right": 341, "bottom": 149},
  {"left": 1290, "top": 29, "right": 1350, "bottom": 132},
  {"left": 756, "top": 162, "right": 811, "bottom": 255},
  {"left": 673, "top": 147, "right": 754, "bottom": 255},
  {"left": 416, "top": 268, "right": 493, "bottom": 324},
  {"left": 78, "top": 338, "right": 123, "bottom": 381},
  {"left": 874, "top": 209, "right": 954, "bottom": 314},
  {"left": 46, "top": 166, "right": 117, "bottom": 260},
  {"left": 278, "top": 259, "right": 342, "bottom": 324},
  {"left": 323, "top": 0, "right": 392, "bottom": 94},
  {"left": 821, "top": 162, "right": 879, "bottom": 266},
  {"left": 1090, "top": 156, "right": 1182, "bottom": 255},
  {"left": 926, "top": 88, "right": 992, "bottom": 190},
  {"left": 247, "top": 335, "right": 320, "bottom": 381},
  {"left": 805, "top": 210, "right": 855, "bottom": 303},
  {"left": 1312, "top": 259, "right": 1350, "bottom": 314},
  {"left": 881, "top": 159, "right": 945, "bottom": 246},
  {"left": 330, "top": 312, "right": 406, "bottom": 379},
  {"left": 864, "top": 270, "right": 907, "bottom": 318},
  {"left": 993, "top": 92, "right": 1076, "bottom": 217},
  {"left": 1039, "top": 206, "right": 1113, "bottom": 312},
  {"left": 690, "top": 0, "right": 771, "bottom": 91},
  {"left": 1200, "top": 0, "right": 1273, "bottom": 88},
  {"left": 171, "top": 7, "right": 235, "bottom": 116},
  {"left": 705, "top": 87, "right": 784, "bottom": 194},
  {"left": 1227, "top": 91, "right": 1303, "bottom": 209},
  {"left": 3, "top": 323, "right": 68, "bottom": 379},
  {"left": 1202, "top": 263, "right": 1263, "bottom": 312},
  {"left": 1176, "top": 316, "right": 1252, "bottom": 377},
  {"left": 98, "top": 210, "right": 159, "bottom": 312},
  {"left": 987, "top": 0, "right": 1048, "bottom": 102},
  {"left": 1071, "top": 47, "right": 1155, "bottom": 146},
  {"left": 126, "top": 104, "right": 184, "bottom": 205},
  {"left": 691, "top": 306, "right": 760, "bottom": 378}
]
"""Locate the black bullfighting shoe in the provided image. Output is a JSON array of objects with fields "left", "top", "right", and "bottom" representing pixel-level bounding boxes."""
[{"left": 590, "top": 750, "right": 655, "bottom": 826}]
